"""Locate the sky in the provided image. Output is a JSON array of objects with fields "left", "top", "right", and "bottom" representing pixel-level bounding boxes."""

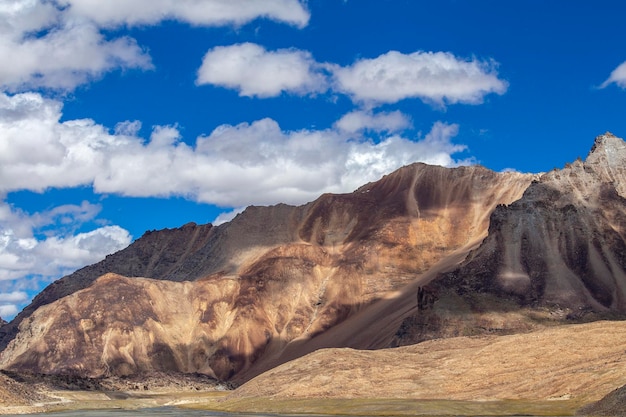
[{"left": 1, "top": 0, "right": 626, "bottom": 320}]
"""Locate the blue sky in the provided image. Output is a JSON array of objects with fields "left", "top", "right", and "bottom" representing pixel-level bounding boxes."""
[{"left": 1, "top": 0, "right": 626, "bottom": 319}]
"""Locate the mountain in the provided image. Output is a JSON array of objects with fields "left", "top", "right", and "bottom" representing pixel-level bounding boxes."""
[
  {"left": 0, "top": 221, "right": 215, "bottom": 351},
  {"left": 0, "top": 162, "right": 534, "bottom": 380},
  {"left": 0, "top": 133, "right": 624, "bottom": 390},
  {"left": 392, "top": 132, "right": 626, "bottom": 346}
]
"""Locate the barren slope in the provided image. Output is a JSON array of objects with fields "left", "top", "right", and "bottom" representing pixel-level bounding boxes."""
[
  {"left": 0, "top": 371, "right": 49, "bottom": 408},
  {"left": 232, "top": 320, "right": 626, "bottom": 404}
]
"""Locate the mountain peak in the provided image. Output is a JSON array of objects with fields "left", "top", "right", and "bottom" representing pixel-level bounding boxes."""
[
  {"left": 588, "top": 132, "right": 626, "bottom": 161},
  {"left": 585, "top": 132, "right": 626, "bottom": 197}
]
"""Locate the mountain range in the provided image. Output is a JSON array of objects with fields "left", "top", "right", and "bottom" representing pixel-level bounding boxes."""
[{"left": 0, "top": 132, "right": 625, "bottom": 413}]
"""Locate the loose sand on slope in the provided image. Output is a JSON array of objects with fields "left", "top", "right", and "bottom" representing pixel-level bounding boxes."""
[{"left": 232, "top": 320, "right": 626, "bottom": 404}]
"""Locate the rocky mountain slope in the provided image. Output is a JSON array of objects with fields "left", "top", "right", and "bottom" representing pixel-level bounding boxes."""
[
  {"left": 0, "top": 162, "right": 534, "bottom": 380},
  {"left": 0, "top": 133, "right": 624, "bottom": 391},
  {"left": 392, "top": 132, "right": 626, "bottom": 346}
]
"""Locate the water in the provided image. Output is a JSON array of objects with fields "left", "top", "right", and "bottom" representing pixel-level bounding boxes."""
[
  {"left": 2, "top": 410, "right": 572, "bottom": 417},
  {"left": 0, "top": 408, "right": 201, "bottom": 417}
]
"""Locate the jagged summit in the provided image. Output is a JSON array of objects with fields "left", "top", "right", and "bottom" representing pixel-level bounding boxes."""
[{"left": 585, "top": 132, "right": 626, "bottom": 197}]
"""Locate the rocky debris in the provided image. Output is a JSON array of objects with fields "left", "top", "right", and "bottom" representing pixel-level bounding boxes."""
[
  {"left": 0, "top": 317, "right": 6, "bottom": 328},
  {"left": 0, "top": 370, "right": 50, "bottom": 407},
  {"left": 580, "top": 383, "right": 626, "bottom": 416},
  {"left": 2, "top": 370, "right": 231, "bottom": 393}
]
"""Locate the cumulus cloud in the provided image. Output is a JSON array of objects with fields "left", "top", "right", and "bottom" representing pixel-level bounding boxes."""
[
  {"left": 61, "top": 0, "right": 310, "bottom": 28},
  {"left": 0, "top": 291, "right": 27, "bottom": 319},
  {"left": 197, "top": 43, "right": 327, "bottom": 98},
  {"left": 0, "top": 92, "right": 469, "bottom": 207},
  {"left": 197, "top": 45, "right": 508, "bottom": 106},
  {"left": 0, "top": 198, "right": 131, "bottom": 319},
  {"left": 0, "top": 200, "right": 132, "bottom": 282},
  {"left": 213, "top": 207, "right": 247, "bottom": 226},
  {"left": 332, "top": 50, "right": 508, "bottom": 106},
  {"left": 0, "top": 291, "right": 28, "bottom": 303},
  {"left": 0, "top": 0, "right": 152, "bottom": 91},
  {"left": 0, "top": 304, "right": 19, "bottom": 319},
  {"left": 335, "top": 110, "right": 412, "bottom": 134},
  {"left": 0, "top": 0, "right": 309, "bottom": 92},
  {"left": 600, "top": 61, "right": 626, "bottom": 89}
]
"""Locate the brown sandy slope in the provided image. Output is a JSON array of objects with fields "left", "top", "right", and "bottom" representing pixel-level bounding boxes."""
[{"left": 231, "top": 320, "right": 626, "bottom": 405}]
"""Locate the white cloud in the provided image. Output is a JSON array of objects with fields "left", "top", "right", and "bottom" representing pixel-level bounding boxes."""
[
  {"left": 0, "top": 196, "right": 131, "bottom": 319},
  {"left": 332, "top": 50, "right": 508, "bottom": 106},
  {"left": 0, "top": 291, "right": 27, "bottom": 303},
  {"left": 213, "top": 207, "right": 246, "bottom": 226},
  {"left": 197, "top": 43, "right": 327, "bottom": 98},
  {"left": 335, "top": 110, "right": 412, "bottom": 134},
  {"left": 0, "top": 92, "right": 469, "bottom": 208},
  {"left": 0, "top": 0, "right": 309, "bottom": 92},
  {"left": 196, "top": 46, "right": 508, "bottom": 106},
  {"left": 0, "top": 304, "right": 18, "bottom": 319},
  {"left": 601, "top": 61, "right": 626, "bottom": 89},
  {"left": 61, "top": 0, "right": 310, "bottom": 28},
  {"left": 0, "top": 291, "right": 26, "bottom": 319},
  {"left": 0, "top": 199, "right": 132, "bottom": 282},
  {"left": 0, "top": 0, "right": 152, "bottom": 91}
]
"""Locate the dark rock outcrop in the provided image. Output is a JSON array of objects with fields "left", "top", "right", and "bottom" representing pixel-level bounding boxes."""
[
  {"left": 393, "top": 133, "right": 626, "bottom": 346},
  {"left": 580, "top": 383, "right": 626, "bottom": 416}
]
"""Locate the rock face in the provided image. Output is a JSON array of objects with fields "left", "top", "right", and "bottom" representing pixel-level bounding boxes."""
[
  {"left": 1, "top": 133, "right": 625, "bottom": 386},
  {"left": 392, "top": 133, "right": 626, "bottom": 346},
  {"left": 0, "top": 371, "right": 49, "bottom": 408},
  {"left": 0, "top": 163, "right": 534, "bottom": 381},
  {"left": 456, "top": 133, "right": 626, "bottom": 309}
]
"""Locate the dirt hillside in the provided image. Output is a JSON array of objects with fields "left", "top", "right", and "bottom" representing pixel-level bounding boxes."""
[{"left": 232, "top": 320, "right": 626, "bottom": 404}]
